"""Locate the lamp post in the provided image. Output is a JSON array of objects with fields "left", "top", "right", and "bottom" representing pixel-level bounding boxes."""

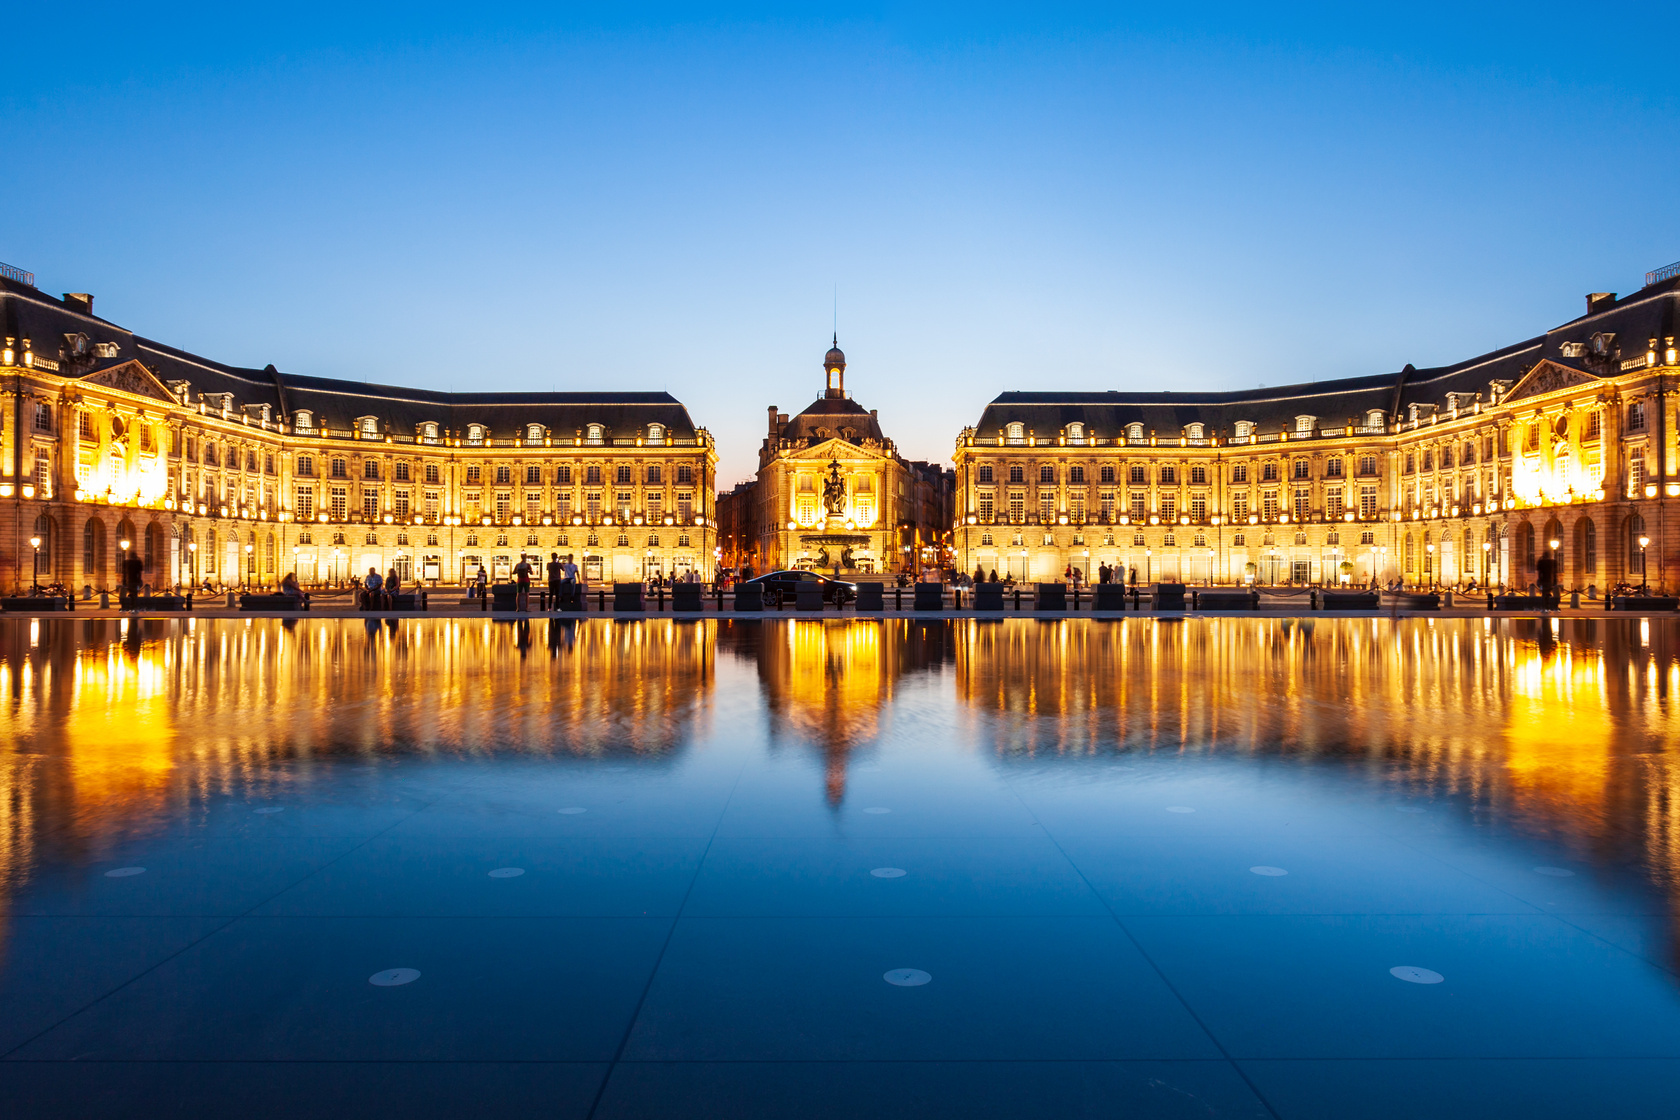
[
  {"left": 1482, "top": 540, "right": 1492, "bottom": 587},
  {"left": 29, "top": 535, "right": 41, "bottom": 592},
  {"left": 1547, "top": 537, "right": 1560, "bottom": 603},
  {"left": 245, "top": 542, "right": 254, "bottom": 590},
  {"left": 1145, "top": 547, "right": 1152, "bottom": 585},
  {"left": 119, "top": 539, "right": 131, "bottom": 604},
  {"left": 187, "top": 540, "right": 197, "bottom": 587},
  {"left": 1081, "top": 547, "right": 1090, "bottom": 587},
  {"left": 1426, "top": 541, "right": 1435, "bottom": 591},
  {"left": 1639, "top": 534, "right": 1650, "bottom": 592}
]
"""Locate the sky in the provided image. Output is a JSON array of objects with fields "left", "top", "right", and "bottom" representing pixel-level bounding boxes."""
[{"left": 5, "top": 3, "right": 1680, "bottom": 486}]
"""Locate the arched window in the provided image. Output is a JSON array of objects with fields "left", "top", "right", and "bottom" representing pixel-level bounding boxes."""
[
  {"left": 1628, "top": 514, "right": 1648, "bottom": 577},
  {"left": 1233, "top": 420, "right": 1254, "bottom": 439},
  {"left": 1066, "top": 422, "right": 1084, "bottom": 440},
  {"left": 1005, "top": 422, "right": 1025, "bottom": 444},
  {"left": 647, "top": 423, "right": 665, "bottom": 442},
  {"left": 359, "top": 416, "right": 379, "bottom": 436},
  {"left": 1296, "top": 415, "right": 1317, "bottom": 434},
  {"left": 586, "top": 423, "right": 605, "bottom": 443},
  {"left": 1365, "top": 409, "right": 1385, "bottom": 429},
  {"left": 32, "top": 514, "right": 55, "bottom": 578},
  {"left": 1185, "top": 423, "right": 1204, "bottom": 440},
  {"left": 466, "top": 424, "right": 486, "bottom": 443},
  {"left": 421, "top": 421, "right": 439, "bottom": 439},
  {"left": 1577, "top": 518, "right": 1597, "bottom": 579},
  {"left": 1126, "top": 422, "right": 1145, "bottom": 440},
  {"left": 84, "top": 517, "right": 107, "bottom": 581},
  {"left": 1403, "top": 533, "right": 1415, "bottom": 574},
  {"left": 1517, "top": 522, "right": 1535, "bottom": 574},
  {"left": 293, "top": 410, "right": 313, "bottom": 431},
  {"left": 526, "top": 424, "right": 544, "bottom": 441}
]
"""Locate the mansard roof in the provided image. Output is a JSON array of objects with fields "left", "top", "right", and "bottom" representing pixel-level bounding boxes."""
[
  {"left": 780, "top": 394, "right": 886, "bottom": 443},
  {"left": 0, "top": 277, "right": 702, "bottom": 440}
]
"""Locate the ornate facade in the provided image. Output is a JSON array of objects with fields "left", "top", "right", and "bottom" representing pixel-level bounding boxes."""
[
  {"left": 954, "top": 281, "right": 1680, "bottom": 591},
  {"left": 721, "top": 340, "right": 953, "bottom": 575},
  {"left": 1, "top": 278, "right": 716, "bottom": 593}
]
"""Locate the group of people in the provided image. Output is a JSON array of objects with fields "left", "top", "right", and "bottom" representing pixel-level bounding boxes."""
[
  {"left": 358, "top": 566, "right": 406, "bottom": 609},
  {"left": 496, "top": 552, "right": 581, "bottom": 612}
]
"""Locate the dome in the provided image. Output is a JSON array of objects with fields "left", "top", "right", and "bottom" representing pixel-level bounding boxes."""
[{"left": 824, "top": 336, "right": 846, "bottom": 370}]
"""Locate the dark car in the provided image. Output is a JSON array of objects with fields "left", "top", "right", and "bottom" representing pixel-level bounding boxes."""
[{"left": 741, "top": 569, "right": 858, "bottom": 607}]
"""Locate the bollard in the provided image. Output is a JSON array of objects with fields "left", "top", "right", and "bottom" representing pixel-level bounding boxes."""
[
  {"left": 1487, "top": 591, "right": 1495, "bottom": 610},
  {"left": 895, "top": 585, "right": 902, "bottom": 610},
  {"left": 658, "top": 585, "right": 665, "bottom": 611},
  {"left": 598, "top": 587, "right": 606, "bottom": 612},
  {"left": 226, "top": 591, "right": 236, "bottom": 609},
  {"left": 1310, "top": 588, "right": 1318, "bottom": 610},
  {"left": 717, "top": 584, "right": 724, "bottom": 611},
  {"left": 1570, "top": 590, "right": 1580, "bottom": 609},
  {"left": 481, "top": 589, "right": 488, "bottom": 611},
  {"left": 1192, "top": 590, "right": 1199, "bottom": 610},
  {"left": 1443, "top": 590, "right": 1453, "bottom": 608},
  {"left": 1014, "top": 587, "right": 1021, "bottom": 611}
]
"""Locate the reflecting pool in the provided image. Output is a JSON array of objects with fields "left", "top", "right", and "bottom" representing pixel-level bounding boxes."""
[{"left": 2, "top": 616, "right": 1679, "bottom": 1118}]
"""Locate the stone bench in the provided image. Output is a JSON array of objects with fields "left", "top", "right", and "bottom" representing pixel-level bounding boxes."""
[
  {"left": 614, "top": 583, "right": 645, "bottom": 612},
  {"left": 1034, "top": 583, "right": 1067, "bottom": 611},
  {"left": 1394, "top": 593, "right": 1441, "bottom": 611},
  {"left": 733, "top": 583, "right": 764, "bottom": 612},
  {"left": 1152, "top": 583, "right": 1187, "bottom": 610},
  {"left": 1611, "top": 595, "right": 1680, "bottom": 611},
  {"left": 1093, "top": 584, "right": 1128, "bottom": 610},
  {"left": 672, "top": 584, "right": 703, "bottom": 612},
  {"left": 0, "top": 596, "right": 70, "bottom": 611},
  {"left": 914, "top": 583, "right": 945, "bottom": 611},
  {"left": 239, "top": 594, "right": 309, "bottom": 611},
  {"left": 854, "top": 582, "right": 884, "bottom": 611},
  {"left": 796, "top": 582, "right": 825, "bottom": 610},
  {"left": 1492, "top": 594, "right": 1545, "bottom": 610},
  {"left": 1321, "top": 590, "right": 1379, "bottom": 611},
  {"left": 1196, "top": 590, "right": 1258, "bottom": 610},
  {"left": 974, "top": 582, "right": 1005, "bottom": 611}
]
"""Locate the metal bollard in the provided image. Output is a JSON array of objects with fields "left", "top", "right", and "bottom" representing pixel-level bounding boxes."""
[
  {"left": 1570, "top": 590, "right": 1580, "bottom": 609},
  {"left": 895, "top": 585, "right": 902, "bottom": 610}
]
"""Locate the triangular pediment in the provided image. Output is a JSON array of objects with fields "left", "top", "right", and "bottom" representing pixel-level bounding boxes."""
[
  {"left": 784, "top": 437, "right": 892, "bottom": 462},
  {"left": 79, "top": 360, "right": 178, "bottom": 404},
  {"left": 1504, "top": 360, "right": 1603, "bottom": 404}
]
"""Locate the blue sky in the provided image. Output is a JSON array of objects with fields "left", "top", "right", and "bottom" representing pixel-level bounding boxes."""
[{"left": 5, "top": 3, "right": 1680, "bottom": 484}]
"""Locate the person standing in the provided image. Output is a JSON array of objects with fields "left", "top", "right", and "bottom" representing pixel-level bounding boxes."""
[
  {"left": 121, "top": 547, "right": 145, "bottom": 608},
  {"left": 1535, "top": 549, "right": 1558, "bottom": 609},
  {"left": 513, "top": 553, "right": 534, "bottom": 612},
  {"left": 546, "top": 553, "right": 564, "bottom": 611}
]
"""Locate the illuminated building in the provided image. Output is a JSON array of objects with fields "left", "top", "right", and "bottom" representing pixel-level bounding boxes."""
[
  {"left": 721, "top": 338, "right": 953, "bottom": 575},
  {"left": 954, "top": 273, "right": 1680, "bottom": 590},
  {"left": 0, "top": 272, "right": 717, "bottom": 591}
]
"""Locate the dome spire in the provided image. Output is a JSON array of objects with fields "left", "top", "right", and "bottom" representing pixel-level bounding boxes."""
[{"left": 823, "top": 335, "right": 847, "bottom": 399}]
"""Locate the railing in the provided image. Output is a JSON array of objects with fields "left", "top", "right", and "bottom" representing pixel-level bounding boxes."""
[
  {"left": 1647, "top": 260, "right": 1680, "bottom": 287},
  {"left": 0, "top": 262, "right": 35, "bottom": 287}
]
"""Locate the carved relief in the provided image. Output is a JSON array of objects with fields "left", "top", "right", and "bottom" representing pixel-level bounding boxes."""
[
  {"left": 79, "top": 361, "right": 175, "bottom": 403},
  {"left": 1505, "top": 361, "right": 1601, "bottom": 404}
]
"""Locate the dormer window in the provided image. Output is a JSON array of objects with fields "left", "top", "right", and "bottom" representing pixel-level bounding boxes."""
[
  {"left": 1365, "top": 409, "right": 1385, "bottom": 429},
  {"left": 358, "top": 416, "right": 379, "bottom": 437},
  {"left": 420, "top": 421, "right": 439, "bottom": 440},
  {"left": 526, "top": 424, "right": 544, "bottom": 442},
  {"left": 647, "top": 423, "right": 665, "bottom": 443},
  {"left": 1125, "top": 422, "right": 1145, "bottom": 440},
  {"left": 293, "top": 410, "right": 314, "bottom": 431},
  {"left": 466, "top": 424, "right": 485, "bottom": 444},
  {"left": 1234, "top": 421, "right": 1255, "bottom": 439},
  {"left": 586, "top": 423, "right": 605, "bottom": 444},
  {"left": 1295, "top": 415, "right": 1316, "bottom": 434},
  {"left": 1185, "top": 423, "right": 1204, "bottom": 440},
  {"left": 1066, "top": 422, "right": 1085, "bottom": 441}
]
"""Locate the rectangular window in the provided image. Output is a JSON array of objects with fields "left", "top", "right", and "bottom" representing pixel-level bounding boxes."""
[
  {"left": 525, "top": 465, "right": 541, "bottom": 485},
  {"left": 1262, "top": 491, "right": 1279, "bottom": 520},
  {"left": 1129, "top": 492, "right": 1146, "bottom": 519},
  {"left": 1038, "top": 491, "right": 1055, "bottom": 522},
  {"left": 1231, "top": 463, "right": 1249, "bottom": 483},
  {"left": 1099, "top": 491, "right": 1115, "bottom": 519},
  {"left": 1009, "top": 492, "right": 1025, "bottom": 520},
  {"left": 79, "top": 412, "right": 96, "bottom": 441},
  {"left": 677, "top": 492, "right": 693, "bottom": 520},
  {"left": 1293, "top": 488, "right": 1310, "bottom": 521},
  {"left": 1068, "top": 465, "right": 1085, "bottom": 484},
  {"left": 1099, "top": 465, "right": 1115, "bottom": 483},
  {"left": 1327, "top": 488, "right": 1344, "bottom": 519},
  {"left": 647, "top": 465, "right": 662, "bottom": 485},
  {"left": 363, "top": 459, "right": 380, "bottom": 480},
  {"left": 425, "top": 462, "right": 440, "bottom": 484},
  {"left": 466, "top": 465, "right": 481, "bottom": 483},
  {"left": 395, "top": 490, "right": 411, "bottom": 518},
  {"left": 329, "top": 487, "right": 348, "bottom": 520},
  {"left": 614, "top": 490, "right": 632, "bottom": 518},
  {"left": 1359, "top": 486, "right": 1377, "bottom": 518},
  {"left": 1326, "top": 458, "right": 1343, "bottom": 477},
  {"left": 1128, "top": 464, "right": 1146, "bottom": 484},
  {"left": 978, "top": 465, "right": 995, "bottom": 483},
  {"left": 362, "top": 489, "right": 380, "bottom": 520},
  {"left": 1159, "top": 493, "right": 1176, "bottom": 519},
  {"left": 295, "top": 487, "right": 315, "bottom": 520},
  {"left": 677, "top": 464, "right": 693, "bottom": 485},
  {"left": 1629, "top": 402, "right": 1647, "bottom": 432},
  {"left": 1190, "top": 465, "right": 1207, "bottom": 485},
  {"left": 331, "top": 457, "right": 347, "bottom": 479},
  {"left": 616, "top": 464, "right": 633, "bottom": 485},
  {"left": 424, "top": 490, "right": 439, "bottom": 517},
  {"left": 1358, "top": 455, "right": 1377, "bottom": 476},
  {"left": 1232, "top": 492, "right": 1249, "bottom": 520},
  {"left": 495, "top": 492, "right": 511, "bottom": 519},
  {"left": 496, "top": 465, "right": 511, "bottom": 484},
  {"left": 556, "top": 465, "right": 572, "bottom": 485},
  {"left": 1191, "top": 494, "right": 1206, "bottom": 520},
  {"left": 34, "top": 404, "right": 52, "bottom": 432},
  {"left": 465, "top": 495, "right": 482, "bottom": 522},
  {"left": 526, "top": 491, "right": 541, "bottom": 515},
  {"left": 1159, "top": 465, "right": 1177, "bottom": 485},
  {"left": 1069, "top": 493, "right": 1085, "bottom": 520},
  {"left": 1039, "top": 465, "right": 1055, "bottom": 484},
  {"left": 395, "top": 461, "right": 410, "bottom": 481},
  {"left": 586, "top": 465, "right": 602, "bottom": 485},
  {"left": 586, "top": 492, "right": 601, "bottom": 518},
  {"left": 979, "top": 492, "right": 995, "bottom": 521}
]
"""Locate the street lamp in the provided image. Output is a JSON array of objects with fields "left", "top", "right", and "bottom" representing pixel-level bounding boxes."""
[
  {"left": 28, "top": 535, "right": 41, "bottom": 592},
  {"left": 1639, "top": 534, "right": 1650, "bottom": 591},
  {"left": 1482, "top": 540, "right": 1492, "bottom": 586},
  {"left": 245, "top": 542, "right": 254, "bottom": 589},
  {"left": 1426, "top": 541, "right": 1435, "bottom": 591},
  {"left": 1145, "top": 547, "right": 1153, "bottom": 585}
]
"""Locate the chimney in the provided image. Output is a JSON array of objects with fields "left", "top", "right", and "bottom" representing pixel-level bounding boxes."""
[
  {"left": 63, "top": 292, "right": 93, "bottom": 314},
  {"left": 768, "top": 405, "right": 779, "bottom": 436},
  {"left": 1587, "top": 292, "right": 1616, "bottom": 314}
]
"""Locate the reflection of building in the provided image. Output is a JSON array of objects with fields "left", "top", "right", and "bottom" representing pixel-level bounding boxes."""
[
  {"left": 1, "top": 274, "right": 717, "bottom": 592},
  {"left": 719, "top": 339, "right": 952, "bottom": 575},
  {"left": 730, "top": 617, "right": 951, "bottom": 802},
  {"left": 954, "top": 275, "right": 1680, "bottom": 591}
]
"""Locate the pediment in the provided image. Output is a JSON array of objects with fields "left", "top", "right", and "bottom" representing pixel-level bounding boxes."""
[
  {"left": 784, "top": 438, "right": 891, "bottom": 462},
  {"left": 79, "top": 360, "right": 178, "bottom": 404},
  {"left": 1504, "top": 360, "right": 1603, "bottom": 404}
]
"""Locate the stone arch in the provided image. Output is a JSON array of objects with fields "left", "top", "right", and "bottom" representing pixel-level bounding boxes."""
[
  {"left": 1574, "top": 516, "right": 1596, "bottom": 582},
  {"left": 83, "top": 517, "right": 107, "bottom": 583}
]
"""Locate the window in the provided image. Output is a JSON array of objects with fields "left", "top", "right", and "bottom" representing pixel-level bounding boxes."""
[
  {"left": 1159, "top": 493, "right": 1176, "bottom": 519},
  {"left": 421, "top": 421, "right": 439, "bottom": 440},
  {"left": 525, "top": 491, "right": 541, "bottom": 516},
  {"left": 556, "top": 465, "right": 572, "bottom": 485},
  {"left": 1038, "top": 465, "right": 1054, "bottom": 484},
  {"left": 677, "top": 492, "right": 693, "bottom": 520},
  {"left": 1404, "top": 453, "right": 1415, "bottom": 473},
  {"left": 330, "top": 457, "right": 347, "bottom": 479},
  {"left": 264, "top": 453, "right": 275, "bottom": 474},
  {"left": 466, "top": 464, "right": 481, "bottom": 484},
  {"left": 646, "top": 465, "right": 662, "bottom": 485},
  {"left": 1010, "top": 492, "right": 1025, "bottom": 520},
  {"left": 363, "top": 460, "right": 380, "bottom": 480},
  {"left": 295, "top": 486, "right": 314, "bottom": 520},
  {"left": 1190, "top": 465, "right": 1207, "bottom": 485},
  {"left": 978, "top": 492, "right": 995, "bottom": 521},
  {"left": 1186, "top": 423, "right": 1205, "bottom": 440},
  {"left": 1006, "top": 422, "right": 1026, "bottom": 443},
  {"left": 1009, "top": 464, "right": 1025, "bottom": 484},
  {"left": 1262, "top": 491, "right": 1279, "bottom": 520},
  {"left": 425, "top": 463, "right": 440, "bottom": 484},
  {"left": 648, "top": 423, "right": 665, "bottom": 442},
  {"left": 79, "top": 412, "right": 96, "bottom": 440},
  {"left": 1327, "top": 488, "right": 1344, "bottom": 519},
  {"left": 1584, "top": 412, "right": 1602, "bottom": 441},
  {"left": 1126, "top": 422, "right": 1144, "bottom": 440},
  {"left": 1422, "top": 449, "right": 1434, "bottom": 471},
  {"left": 294, "top": 410, "right": 313, "bottom": 430},
  {"left": 1358, "top": 455, "right": 1377, "bottom": 477},
  {"left": 1233, "top": 420, "right": 1254, "bottom": 440},
  {"left": 329, "top": 486, "right": 348, "bottom": 520},
  {"left": 1295, "top": 416, "right": 1316, "bottom": 434},
  {"left": 1099, "top": 464, "right": 1115, "bottom": 483},
  {"left": 1038, "top": 490, "right": 1055, "bottom": 521},
  {"left": 362, "top": 489, "right": 379, "bottom": 520},
  {"left": 1100, "top": 491, "right": 1115, "bottom": 519},
  {"left": 586, "top": 423, "right": 605, "bottom": 443},
  {"left": 1293, "top": 459, "right": 1310, "bottom": 480},
  {"left": 586, "top": 464, "right": 602, "bottom": 485},
  {"left": 359, "top": 417, "right": 378, "bottom": 437},
  {"left": 490, "top": 464, "right": 508, "bottom": 484},
  {"left": 1129, "top": 492, "right": 1146, "bottom": 519},
  {"left": 496, "top": 492, "right": 512, "bottom": 519},
  {"left": 1326, "top": 458, "right": 1343, "bottom": 477},
  {"left": 1128, "top": 464, "right": 1146, "bottom": 484},
  {"left": 1231, "top": 463, "right": 1249, "bottom": 484},
  {"left": 34, "top": 404, "right": 52, "bottom": 432},
  {"left": 1359, "top": 485, "right": 1377, "bottom": 519},
  {"left": 525, "top": 465, "right": 541, "bottom": 485},
  {"left": 977, "top": 465, "right": 994, "bottom": 483},
  {"left": 1067, "top": 422, "right": 1085, "bottom": 440},
  {"left": 296, "top": 455, "right": 315, "bottom": 477},
  {"left": 677, "top": 464, "right": 693, "bottom": 484},
  {"left": 1191, "top": 494, "right": 1207, "bottom": 521},
  {"left": 527, "top": 424, "right": 544, "bottom": 442},
  {"left": 395, "top": 490, "right": 411, "bottom": 518},
  {"left": 467, "top": 424, "right": 486, "bottom": 443},
  {"left": 1261, "top": 462, "right": 1278, "bottom": 482},
  {"left": 1232, "top": 492, "right": 1249, "bottom": 520},
  {"left": 1628, "top": 402, "right": 1647, "bottom": 432},
  {"left": 246, "top": 450, "right": 258, "bottom": 472},
  {"left": 1159, "top": 465, "right": 1177, "bottom": 485},
  {"left": 1068, "top": 465, "right": 1084, "bottom": 484}
]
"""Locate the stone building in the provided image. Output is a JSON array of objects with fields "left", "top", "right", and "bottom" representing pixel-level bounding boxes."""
[
  {"left": 726, "top": 339, "right": 952, "bottom": 576},
  {"left": 953, "top": 273, "right": 1680, "bottom": 592},
  {"left": 1, "top": 272, "right": 716, "bottom": 593}
]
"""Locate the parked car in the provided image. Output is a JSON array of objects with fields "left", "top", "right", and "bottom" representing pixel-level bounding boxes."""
[{"left": 740, "top": 569, "right": 857, "bottom": 606}]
